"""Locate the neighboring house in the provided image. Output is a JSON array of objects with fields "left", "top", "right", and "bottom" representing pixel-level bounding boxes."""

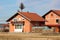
[
  {"left": 6, "top": 12, "right": 45, "bottom": 32},
  {"left": 0, "top": 24, "right": 9, "bottom": 32},
  {"left": 43, "top": 10, "right": 60, "bottom": 33}
]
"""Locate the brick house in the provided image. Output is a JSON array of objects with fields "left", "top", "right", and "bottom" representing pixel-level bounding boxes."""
[
  {"left": 43, "top": 10, "right": 60, "bottom": 33},
  {"left": 0, "top": 24, "right": 9, "bottom": 32},
  {"left": 6, "top": 12, "right": 45, "bottom": 32}
]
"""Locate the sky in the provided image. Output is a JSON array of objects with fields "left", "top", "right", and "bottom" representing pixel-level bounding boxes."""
[{"left": 0, "top": 0, "right": 60, "bottom": 23}]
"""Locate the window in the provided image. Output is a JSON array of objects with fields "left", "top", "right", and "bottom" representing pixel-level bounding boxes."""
[
  {"left": 51, "top": 14, "right": 53, "bottom": 16},
  {"left": 14, "top": 18, "right": 17, "bottom": 22},
  {"left": 56, "top": 19, "right": 60, "bottom": 24},
  {"left": 15, "top": 23, "right": 23, "bottom": 29},
  {"left": 56, "top": 19, "right": 59, "bottom": 23}
]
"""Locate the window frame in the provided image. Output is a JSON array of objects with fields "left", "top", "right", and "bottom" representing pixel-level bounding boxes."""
[
  {"left": 14, "top": 18, "right": 17, "bottom": 22},
  {"left": 56, "top": 19, "right": 59, "bottom": 23},
  {"left": 56, "top": 19, "right": 60, "bottom": 24},
  {"left": 15, "top": 23, "right": 23, "bottom": 29}
]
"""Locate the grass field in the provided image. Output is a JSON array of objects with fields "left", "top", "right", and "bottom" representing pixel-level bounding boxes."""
[{"left": 0, "top": 32, "right": 60, "bottom": 40}]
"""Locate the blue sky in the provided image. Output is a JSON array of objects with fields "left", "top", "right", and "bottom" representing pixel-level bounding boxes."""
[{"left": 0, "top": 0, "right": 60, "bottom": 23}]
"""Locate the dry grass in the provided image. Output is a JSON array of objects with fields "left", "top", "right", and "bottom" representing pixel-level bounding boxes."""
[{"left": 0, "top": 32, "right": 60, "bottom": 40}]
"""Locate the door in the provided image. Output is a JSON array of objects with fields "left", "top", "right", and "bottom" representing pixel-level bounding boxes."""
[
  {"left": 14, "top": 23, "right": 23, "bottom": 32},
  {"left": 58, "top": 27, "right": 60, "bottom": 32}
]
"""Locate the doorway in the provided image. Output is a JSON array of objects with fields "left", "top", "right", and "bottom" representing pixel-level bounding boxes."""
[{"left": 14, "top": 23, "right": 24, "bottom": 32}]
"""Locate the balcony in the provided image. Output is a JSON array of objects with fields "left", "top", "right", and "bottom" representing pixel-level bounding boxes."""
[
  {"left": 11, "top": 21, "right": 24, "bottom": 26},
  {"left": 32, "top": 26, "right": 48, "bottom": 33},
  {"left": 11, "top": 21, "right": 24, "bottom": 23}
]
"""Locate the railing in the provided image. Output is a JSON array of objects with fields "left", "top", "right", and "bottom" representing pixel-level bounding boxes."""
[
  {"left": 32, "top": 26, "right": 55, "bottom": 33},
  {"left": 32, "top": 26, "right": 47, "bottom": 29}
]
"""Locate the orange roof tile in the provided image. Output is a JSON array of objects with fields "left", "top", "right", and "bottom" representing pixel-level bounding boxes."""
[
  {"left": 52, "top": 10, "right": 60, "bottom": 16},
  {"left": 43, "top": 10, "right": 60, "bottom": 17},
  {"left": 7, "top": 12, "right": 45, "bottom": 22}
]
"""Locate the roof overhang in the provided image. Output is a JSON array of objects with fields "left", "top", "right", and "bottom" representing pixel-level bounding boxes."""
[
  {"left": 42, "top": 10, "right": 60, "bottom": 18},
  {"left": 46, "top": 24, "right": 60, "bottom": 27},
  {"left": 6, "top": 12, "right": 31, "bottom": 22}
]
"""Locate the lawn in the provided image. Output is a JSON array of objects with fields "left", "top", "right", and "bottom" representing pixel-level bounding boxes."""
[{"left": 0, "top": 32, "right": 60, "bottom": 40}]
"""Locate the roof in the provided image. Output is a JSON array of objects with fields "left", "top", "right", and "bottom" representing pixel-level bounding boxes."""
[
  {"left": 43, "top": 10, "right": 60, "bottom": 18},
  {"left": 7, "top": 12, "right": 45, "bottom": 22},
  {"left": 0, "top": 24, "right": 9, "bottom": 27},
  {"left": 46, "top": 24, "right": 60, "bottom": 27}
]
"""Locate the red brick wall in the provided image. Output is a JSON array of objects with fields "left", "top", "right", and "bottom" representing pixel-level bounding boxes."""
[
  {"left": 9, "top": 14, "right": 32, "bottom": 32},
  {"left": 45, "top": 12, "right": 60, "bottom": 32}
]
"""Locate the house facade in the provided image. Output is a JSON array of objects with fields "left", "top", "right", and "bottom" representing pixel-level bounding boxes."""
[
  {"left": 43, "top": 10, "right": 60, "bottom": 33},
  {"left": 0, "top": 24, "right": 9, "bottom": 32},
  {"left": 7, "top": 12, "right": 45, "bottom": 32}
]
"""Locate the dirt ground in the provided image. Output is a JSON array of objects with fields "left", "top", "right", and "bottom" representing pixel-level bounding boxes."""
[{"left": 0, "top": 32, "right": 60, "bottom": 40}]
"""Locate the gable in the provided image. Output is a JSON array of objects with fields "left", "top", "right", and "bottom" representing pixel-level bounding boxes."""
[
  {"left": 45, "top": 11, "right": 60, "bottom": 25},
  {"left": 43, "top": 10, "right": 60, "bottom": 18},
  {"left": 6, "top": 13, "right": 30, "bottom": 22},
  {"left": 45, "top": 12, "right": 59, "bottom": 19},
  {"left": 11, "top": 14, "right": 27, "bottom": 22}
]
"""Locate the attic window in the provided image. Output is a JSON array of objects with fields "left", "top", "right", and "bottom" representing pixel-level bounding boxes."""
[
  {"left": 14, "top": 18, "right": 17, "bottom": 22},
  {"left": 51, "top": 14, "right": 53, "bottom": 16}
]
